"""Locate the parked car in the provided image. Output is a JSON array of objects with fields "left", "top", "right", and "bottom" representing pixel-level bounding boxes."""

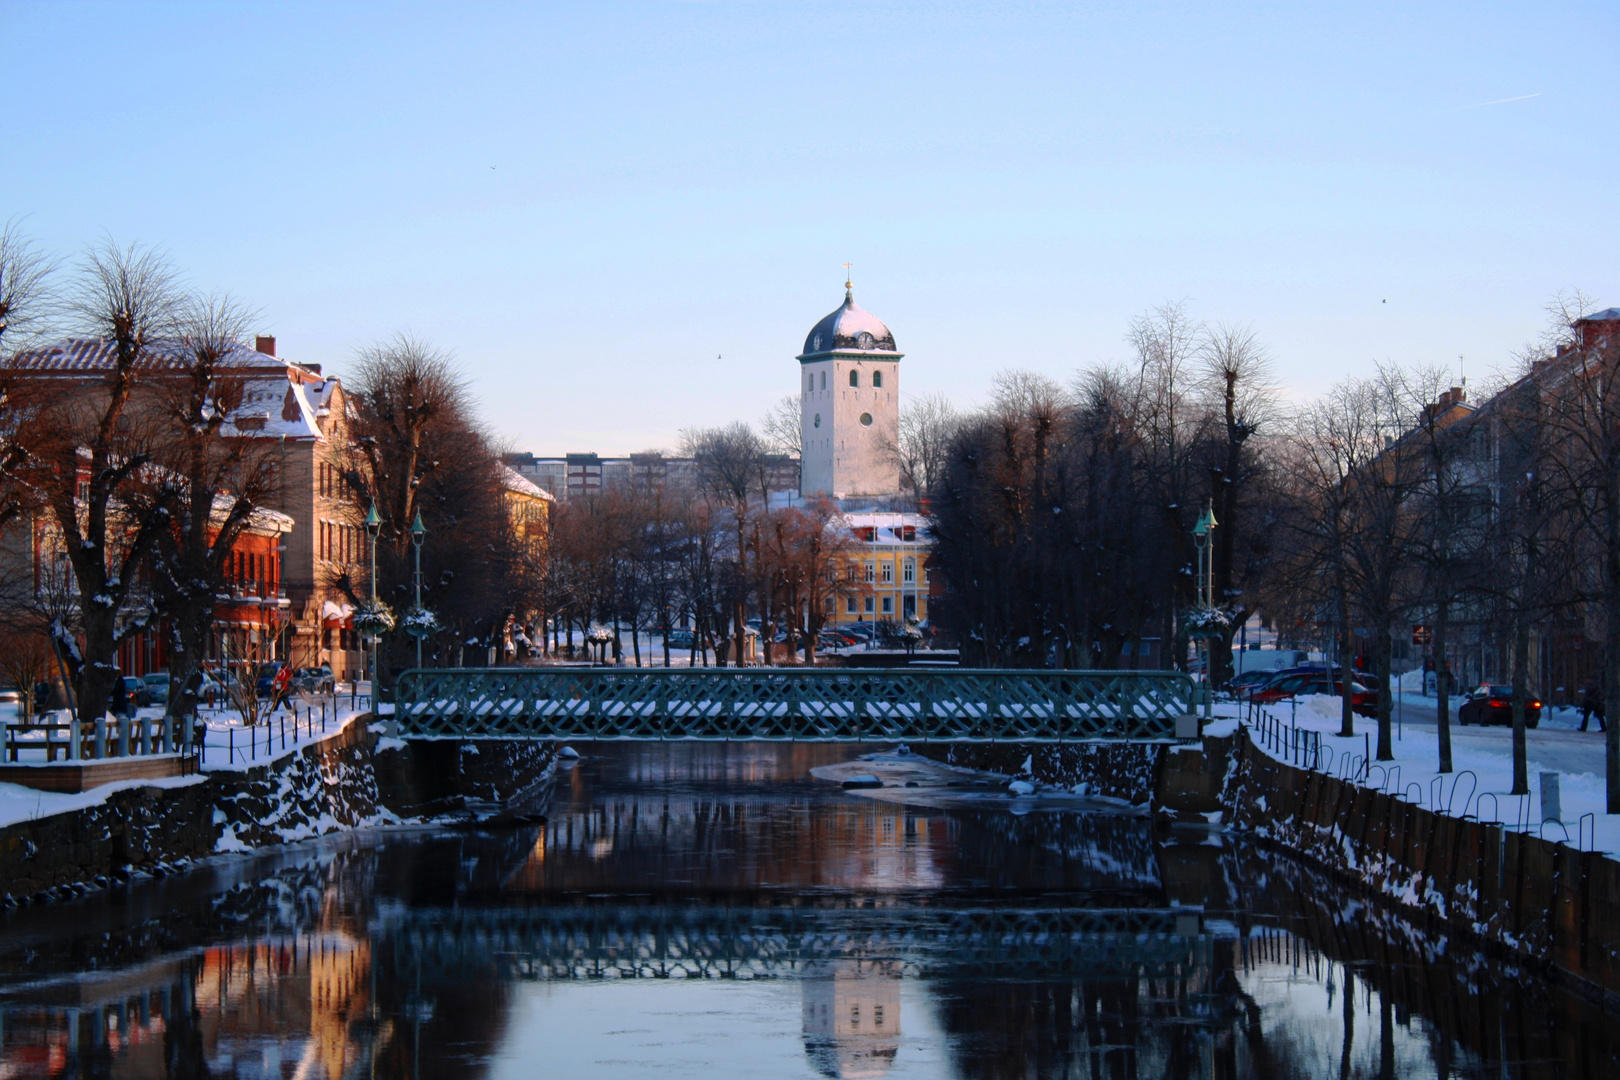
[
  {"left": 665, "top": 629, "right": 695, "bottom": 650},
  {"left": 294, "top": 666, "right": 336, "bottom": 694},
  {"left": 1458, "top": 685, "right": 1541, "bottom": 727},
  {"left": 255, "top": 663, "right": 287, "bottom": 698},
  {"left": 1227, "top": 669, "right": 1279, "bottom": 696},
  {"left": 113, "top": 675, "right": 151, "bottom": 713},
  {"left": 0, "top": 682, "right": 22, "bottom": 705},
  {"left": 142, "top": 672, "right": 170, "bottom": 704},
  {"left": 1251, "top": 671, "right": 1378, "bottom": 717}
]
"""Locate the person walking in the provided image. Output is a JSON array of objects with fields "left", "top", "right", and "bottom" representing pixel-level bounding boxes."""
[
  {"left": 268, "top": 664, "right": 294, "bottom": 715},
  {"left": 1578, "top": 683, "right": 1607, "bottom": 732}
]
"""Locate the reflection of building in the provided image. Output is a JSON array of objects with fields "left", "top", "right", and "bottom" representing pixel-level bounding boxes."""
[{"left": 802, "top": 959, "right": 903, "bottom": 1079}]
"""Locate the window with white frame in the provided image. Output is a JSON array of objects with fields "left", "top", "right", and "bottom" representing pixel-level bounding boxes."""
[
  {"left": 902, "top": 559, "right": 915, "bottom": 583},
  {"left": 881, "top": 596, "right": 893, "bottom": 614},
  {"left": 880, "top": 562, "right": 893, "bottom": 583},
  {"left": 864, "top": 561, "right": 875, "bottom": 582}
]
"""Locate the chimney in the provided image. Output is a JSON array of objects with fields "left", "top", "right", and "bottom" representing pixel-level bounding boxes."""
[
  {"left": 1437, "top": 390, "right": 1451, "bottom": 410},
  {"left": 255, "top": 335, "right": 276, "bottom": 357},
  {"left": 1450, "top": 385, "right": 1465, "bottom": 403}
]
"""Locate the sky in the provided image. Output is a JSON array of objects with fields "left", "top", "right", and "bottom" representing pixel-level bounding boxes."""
[{"left": 5, "top": 1, "right": 1617, "bottom": 455}]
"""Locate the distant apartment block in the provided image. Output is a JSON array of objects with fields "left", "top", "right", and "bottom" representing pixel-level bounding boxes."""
[{"left": 503, "top": 452, "right": 800, "bottom": 501}]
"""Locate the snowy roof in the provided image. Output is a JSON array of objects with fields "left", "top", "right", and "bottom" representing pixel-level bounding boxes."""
[
  {"left": 7, "top": 337, "right": 291, "bottom": 376},
  {"left": 1578, "top": 307, "right": 1620, "bottom": 322},
  {"left": 502, "top": 466, "right": 554, "bottom": 500},
  {"left": 209, "top": 492, "right": 294, "bottom": 535},
  {"left": 840, "top": 512, "right": 932, "bottom": 545},
  {"left": 800, "top": 290, "right": 901, "bottom": 359}
]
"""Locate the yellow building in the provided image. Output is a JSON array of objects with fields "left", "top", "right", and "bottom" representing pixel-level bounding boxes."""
[
  {"left": 827, "top": 513, "right": 933, "bottom": 627},
  {"left": 500, "top": 465, "right": 554, "bottom": 559}
]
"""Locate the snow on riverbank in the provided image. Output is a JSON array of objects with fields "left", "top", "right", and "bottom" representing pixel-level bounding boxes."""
[{"left": 1212, "top": 694, "right": 1620, "bottom": 854}]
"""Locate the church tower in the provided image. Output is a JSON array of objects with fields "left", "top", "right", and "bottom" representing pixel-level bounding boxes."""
[{"left": 798, "top": 279, "right": 902, "bottom": 498}]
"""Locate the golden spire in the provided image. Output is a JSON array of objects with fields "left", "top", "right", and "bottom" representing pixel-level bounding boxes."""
[{"left": 843, "top": 262, "right": 853, "bottom": 300}]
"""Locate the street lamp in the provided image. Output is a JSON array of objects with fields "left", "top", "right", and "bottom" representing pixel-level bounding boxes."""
[
  {"left": 365, "top": 503, "right": 382, "bottom": 698},
  {"left": 410, "top": 510, "right": 426, "bottom": 668},
  {"left": 1192, "top": 502, "right": 1218, "bottom": 719}
]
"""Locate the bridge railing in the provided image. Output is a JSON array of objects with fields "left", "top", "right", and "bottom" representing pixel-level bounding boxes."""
[{"left": 392, "top": 667, "right": 1196, "bottom": 741}]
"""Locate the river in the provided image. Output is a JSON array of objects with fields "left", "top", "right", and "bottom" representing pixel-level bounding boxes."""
[{"left": 0, "top": 741, "right": 1614, "bottom": 1078}]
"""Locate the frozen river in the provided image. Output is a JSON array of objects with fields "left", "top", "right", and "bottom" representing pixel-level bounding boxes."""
[{"left": 0, "top": 741, "right": 1615, "bottom": 1078}]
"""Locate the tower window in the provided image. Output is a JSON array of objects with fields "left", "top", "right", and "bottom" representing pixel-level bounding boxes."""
[
  {"left": 873, "top": 370, "right": 883, "bottom": 388},
  {"left": 819, "top": 371, "right": 826, "bottom": 390},
  {"left": 849, "top": 370, "right": 859, "bottom": 388},
  {"left": 806, "top": 373, "right": 813, "bottom": 392}
]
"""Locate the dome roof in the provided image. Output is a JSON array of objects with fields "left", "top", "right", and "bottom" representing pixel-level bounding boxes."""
[{"left": 801, "top": 290, "right": 899, "bottom": 358}]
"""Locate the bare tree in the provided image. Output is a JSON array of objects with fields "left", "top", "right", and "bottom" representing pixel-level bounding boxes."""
[
  {"left": 146, "top": 294, "right": 281, "bottom": 721},
  {"left": 12, "top": 241, "right": 184, "bottom": 721},
  {"left": 683, "top": 422, "right": 767, "bottom": 665},
  {"left": 760, "top": 394, "right": 801, "bottom": 459},
  {"left": 891, "top": 391, "right": 960, "bottom": 503},
  {"left": 0, "top": 222, "right": 57, "bottom": 533}
]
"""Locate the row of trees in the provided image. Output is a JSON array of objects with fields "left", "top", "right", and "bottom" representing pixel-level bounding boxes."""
[
  {"left": 0, "top": 224, "right": 534, "bottom": 722},
  {"left": 543, "top": 424, "right": 867, "bottom": 665},
  {"left": 922, "top": 295, "right": 1620, "bottom": 810}
]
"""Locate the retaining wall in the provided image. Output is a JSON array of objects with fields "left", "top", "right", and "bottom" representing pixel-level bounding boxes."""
[
  {"left": 1221, "top": 727, "right": 1620, "bottom": 1006},
  {"left": 0, "top": 722, "right": 557, "bottom": 906}
]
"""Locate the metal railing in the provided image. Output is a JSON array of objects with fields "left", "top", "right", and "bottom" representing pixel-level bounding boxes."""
[{"left": 393, "top": 667, "right": 1198, "bottom": 741}]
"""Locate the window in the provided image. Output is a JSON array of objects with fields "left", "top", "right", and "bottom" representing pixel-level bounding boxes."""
[
  {"left": 864, "top": 597, "right": 875, "bottom": 614},
  {"left": 847, "top": 596, "right": 857, "bottom": 614},
  {"left": 819, "top": 371, "right": 826, "bottom": 390},
  {"left": 880, "top": 563, "right": 893, "bottom": 583},
  {"left": 825, "top": 597, "right": 835, "bottom": 610},
  {"left": 902, "top": 560, "right": 914, "bottom": 583},
  {"left": 849, "top": 370, "right": 859, "bottom": 387},
  {"left": 806, "top": 373, "right": 813, "bottom": 392},
  {"left": 881, "top": 596, "right": 893, "bottom": 614},
  {"left": 864, "top": 561, "right": 875, "bottom": 582},
  {"left": 873, "top": 370, "right": 882, "bottom": 388}
]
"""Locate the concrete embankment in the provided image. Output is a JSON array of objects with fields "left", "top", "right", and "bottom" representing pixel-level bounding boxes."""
[
  {"left": 917, "top": 730, "right": 1620, "bottom": 1007},
  {"left": 0, "top": 723, "right": 556, "bottom": 905}
]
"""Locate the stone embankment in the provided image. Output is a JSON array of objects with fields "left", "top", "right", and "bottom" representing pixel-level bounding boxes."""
[
  {"left": 0, "top": 722, "right": 556, "bottom": 905},
  {"left": 919, "top": 729, "right": 1620, "bottom": 1007}
]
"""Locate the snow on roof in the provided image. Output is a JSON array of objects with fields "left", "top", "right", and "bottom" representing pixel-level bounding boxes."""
[
  {"left": 501, "top": 465, "right": 554, "bottom": 500},
  {"left": 210, "top": 492, "right": 294, "bottom": 534},
  {"left": 1578, "top": 308, "right": 1620, "bottom": 322},
  {"left": 7, "top": 337, "right": 292, "bottom": 376}
]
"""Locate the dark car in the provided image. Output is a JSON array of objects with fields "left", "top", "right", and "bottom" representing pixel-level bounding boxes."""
[
  {"left": 142, "top": 672, "right": 170, "bottom": 704},
  {"left": 295, "top": 666, "right": 336, "bottom": 694},
  {"left": 665, "top": 629, "right": 695, "bottom": 650},
  {"left": 113, "top": 675, "right": 150, "bottom": 713},
  {"left": 1458, "top": 685, "right": 1541, "bottom": 727},
  {"left": 1229, "top": 669, "right": 1283, "bottom": 697},
  {"left": 1252, "top": 671, "right": 1378, "bottom": 717},
  {"left": 255, "top": 663, "right": 286, "bottom": 698}
]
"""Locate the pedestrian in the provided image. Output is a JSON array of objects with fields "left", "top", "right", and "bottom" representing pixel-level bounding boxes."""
[
  {"left": 268, "top": 664, "right": 294, "bottom": 715},
  {"left": 1579, "top": 684, "right": 1607, "bottom": 732}
]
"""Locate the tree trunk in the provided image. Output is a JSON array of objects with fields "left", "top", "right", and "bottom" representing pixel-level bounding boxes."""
[
  {"left": 1374, "top": 623, "right": 1394, "bottom": 760},
  {"left": 1511, "top": 616, "right": 1531, "bottom": 795},
  {"left": 1435, "top": 602, "right": 1452, "bottom": 773}
]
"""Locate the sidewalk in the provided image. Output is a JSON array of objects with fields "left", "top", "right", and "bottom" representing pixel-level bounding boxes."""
[{"left": 1210, "top": 693, "right": 1620, "bottom": 854}]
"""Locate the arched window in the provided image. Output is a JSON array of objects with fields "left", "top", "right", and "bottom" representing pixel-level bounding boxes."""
[
  {"left": 849, "top": 370, "right": 859, "bottom": 388},
  {"left": 872, "top": 370, "right": 883, "bottom": 388}
]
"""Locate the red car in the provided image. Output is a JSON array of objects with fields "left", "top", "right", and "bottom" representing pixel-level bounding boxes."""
[{"left": 1251, "top": 671, "right": 1378, "bottom": 717}]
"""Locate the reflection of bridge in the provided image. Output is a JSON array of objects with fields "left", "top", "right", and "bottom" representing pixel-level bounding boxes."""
[
  {"left": 377, "top": 905, "right": 1212, "bottom": 981},
  {"left": 393, "top": 668, "right": 1196, "bottom": 741}
]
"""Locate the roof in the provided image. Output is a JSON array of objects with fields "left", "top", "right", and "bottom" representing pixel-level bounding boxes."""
[
  {"left": 7, "top": 337, "right": 291, "bottom": 376},
  {"left": 501, "top": 466, "right": 554, "bottom": 501},
  {"left": 799, "top": 290, "right": 901, "bottom": 360},
  {"left": 1577, "top": 308, "right": 1620, "bottom": 323}
]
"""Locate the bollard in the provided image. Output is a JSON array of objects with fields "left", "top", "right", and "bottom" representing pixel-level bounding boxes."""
[
  {"left": 229, "top": 727, "right": 234, "bottom": 765},
  {"left": 1540, "top": 772, "right": 1562, "bottom": 825},
  {"left": 94, "top": 716, "right": 107, "bottom": 759}
]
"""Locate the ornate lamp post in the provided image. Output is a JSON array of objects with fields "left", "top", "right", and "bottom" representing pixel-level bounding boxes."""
[
  {"left": 364, "top": 503, "right": 382, "bottom": 697},
  {"left": 410, "top": 510, "right": 426, "bottom": 668},
  {"left": 1191, "top": 502, "right": 1218, "bottom": 719}
]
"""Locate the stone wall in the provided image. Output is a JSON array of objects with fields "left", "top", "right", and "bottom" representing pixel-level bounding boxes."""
[
  {"left": 909, "top": 741, "right": 1166, "bottom": 806},
  {"left": 0, "top": 723, "right": 557, "bottom": 906},
  {"left": 1220, "top": 727, "right": 1620, "bottom": 1007}
]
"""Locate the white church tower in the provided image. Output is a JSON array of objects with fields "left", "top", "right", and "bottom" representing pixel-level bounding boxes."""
[{"left": 798, "top": 278, "right": 902, "bottom": 498}]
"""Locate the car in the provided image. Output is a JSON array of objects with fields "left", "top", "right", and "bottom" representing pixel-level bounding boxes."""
[
  {"left": 1251, "top": 672, "right": 1378, "bottom": 717},
  {"left": 295, "top": 666, "right": 336, "bottom": 694},
  {"left": 665, "top": 629, "right": 695, "bottom": 650},
  {"left": 255, "top": 663, "right": 287, "bottom": 698},
  {"left": 1227, "top": 669, "right": 1279, "bottom": 696},
  {"left": 113, "top": 675, "right": 151, "bottom": 713},
  {"left": 1458, "top": 685, "right": 1541, "bottom": 728},
  {"left": 142, "top": 672, "right": 170, "bottom": 704}
]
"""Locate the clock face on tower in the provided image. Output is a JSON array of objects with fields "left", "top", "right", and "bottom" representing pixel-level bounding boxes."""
[{"left": 856, "top": 331, "right": 875, "bottom": 350}]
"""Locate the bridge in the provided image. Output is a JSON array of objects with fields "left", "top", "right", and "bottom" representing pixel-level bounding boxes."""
[
  {"left": 391, "top": 667, "right": 1197, "bottom": 742},
  {"left": 375, "top": 904, "right": 1215, "bottom": 982}
]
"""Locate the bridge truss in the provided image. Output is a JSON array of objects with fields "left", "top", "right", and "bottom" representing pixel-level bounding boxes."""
[
  {"left": 392, "top": 668, "right": 1196, "bottom": 742},
  {"left": 377, "top": 905, "right": 1213, "bottom": 982}
]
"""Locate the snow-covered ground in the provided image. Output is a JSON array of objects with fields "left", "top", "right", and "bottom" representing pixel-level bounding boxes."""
[{"left": 1210, "top": 692, "right": 1620, "bottom": 855}]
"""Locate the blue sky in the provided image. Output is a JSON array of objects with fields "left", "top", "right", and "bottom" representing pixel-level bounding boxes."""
[{"left": 7, "top": 1, "right": 1616, "bottom": 454}]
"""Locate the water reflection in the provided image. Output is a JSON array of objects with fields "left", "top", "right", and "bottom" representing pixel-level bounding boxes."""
[{"left": 0, "top": 741, "right": 1615, "bottom": 1078}]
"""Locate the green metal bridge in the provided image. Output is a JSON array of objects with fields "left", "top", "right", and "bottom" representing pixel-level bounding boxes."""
[{"left": 392, "top": 667, "right": 1196, "bottom": 742}]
